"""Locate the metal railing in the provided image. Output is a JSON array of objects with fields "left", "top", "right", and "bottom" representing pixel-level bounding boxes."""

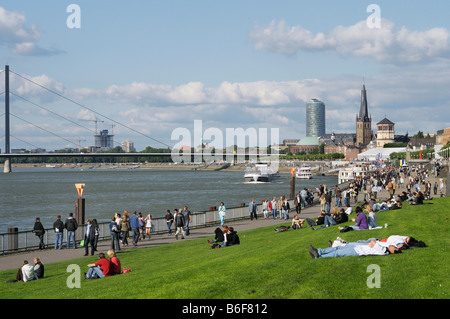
[
  {"left": 1, "top": 181, "right": 352, "bottom": 254},
  {"left": 0, "top": 204, "right": 267, "bottom": 254}
]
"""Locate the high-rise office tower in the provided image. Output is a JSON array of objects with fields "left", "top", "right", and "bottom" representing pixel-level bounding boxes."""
[{"left": 306, "top": 98, "right": 326, "bottom": 137}]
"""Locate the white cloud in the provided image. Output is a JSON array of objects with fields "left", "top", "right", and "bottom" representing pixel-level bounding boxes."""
[
  {"left": 250, "top": 19, "right": 450, "bottom": 64},
  {"left": 8, "top": 73, "right": 65, "bottom": 102},
  {"left": 0, "top": 6, "right": 63, "bottom": 56},
  {"left": 5, "top": 65, "right": 450, "bottom": 150}
]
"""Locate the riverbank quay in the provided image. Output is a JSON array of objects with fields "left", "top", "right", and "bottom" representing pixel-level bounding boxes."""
[
  {"left": 2, "top": 170, "right": 439, "bottom": 272},
  {"left": 0, "top": 203, "right": 318, "bottom": 272},
  {"left": 9, "top": 160, "right": 334, "bottom": 175}
]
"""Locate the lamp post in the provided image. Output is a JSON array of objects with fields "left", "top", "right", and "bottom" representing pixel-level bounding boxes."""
[{"left": 75, "top": 183, "right": 85, "bottom": 226}]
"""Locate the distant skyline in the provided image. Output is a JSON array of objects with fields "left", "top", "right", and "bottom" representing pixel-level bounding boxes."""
[{"left": 1, "top": 1, "right": 450, "bottom": 151}]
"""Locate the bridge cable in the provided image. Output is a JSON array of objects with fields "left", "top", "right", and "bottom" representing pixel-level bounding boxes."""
[
  {"left": 10, "top": 92, "right": 125, "bottom": 148},
  {"left": 10, "top": 112, "right": 80, "bottom": 149},
  {"left": 10, "top": 70, "right": 173, "bottom": 149}
]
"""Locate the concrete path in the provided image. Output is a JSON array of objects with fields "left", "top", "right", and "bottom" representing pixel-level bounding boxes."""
[{"left": 0, "top": 173, "right": 444, "bottom": 272}]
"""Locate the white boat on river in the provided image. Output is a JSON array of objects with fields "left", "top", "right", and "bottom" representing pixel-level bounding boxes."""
[
  {"left": 244, "top": 163, "right": 280, "bottom": 183},
  {"left": 295, "top": 165, "right": 313, "bottom": 179}
]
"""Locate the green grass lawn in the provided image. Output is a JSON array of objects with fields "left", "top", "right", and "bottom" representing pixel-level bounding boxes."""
[{"left": 1, "top": 197, "right": 449, "bottom": 299}]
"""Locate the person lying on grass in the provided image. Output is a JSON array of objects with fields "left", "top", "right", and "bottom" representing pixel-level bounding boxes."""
[
  {"left": 328, "top": 235, "right": 426, "bottom": 249},
  {"left": 308, "top": 239, "right": 401, "bottom": 259}
]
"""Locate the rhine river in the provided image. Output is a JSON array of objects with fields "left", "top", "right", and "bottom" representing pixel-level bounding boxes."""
[{"left": 0, "top": 168, "right": 337, "bottom": 233}]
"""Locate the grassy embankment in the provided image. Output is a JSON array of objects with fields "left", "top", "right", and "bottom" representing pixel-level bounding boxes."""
[{"left": 1, "top": 197, "right": 448, "bottom": 299}]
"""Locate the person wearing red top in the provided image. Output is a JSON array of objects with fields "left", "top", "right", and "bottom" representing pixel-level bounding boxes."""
[
  {"left": 107, "top": 249, "right": 122, "bottom": 275},
  {"left": 85, "top": 253, "right": 112, "bottom": 279}
]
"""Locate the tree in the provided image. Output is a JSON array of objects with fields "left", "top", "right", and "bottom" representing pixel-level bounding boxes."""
[{"left": 412, "top": 131, "right": 424, "bottom": 138}]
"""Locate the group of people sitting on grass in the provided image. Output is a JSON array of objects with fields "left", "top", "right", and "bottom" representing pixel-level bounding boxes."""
[
  {"left": 207, "top": 225, "right": 240, "bottom": 249},
  {"left": 308, "top": 234, "right": 427, "bottom": 259},
  {"left": 7, "top": 249, "right": 129, "bottom": 283},
  {"left": 7, "top": 257, "right": 45, "bottom": 283},
  {"left": 84, "top": 249, "right": 128, "bottom": 280},
  {"left": 299, "top": 192, "right": 407, "bottom": 232}
]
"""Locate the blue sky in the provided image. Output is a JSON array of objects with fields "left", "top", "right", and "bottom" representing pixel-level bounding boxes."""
[{"left": 1, "top": 1, "right": 450, "bottom": 151}]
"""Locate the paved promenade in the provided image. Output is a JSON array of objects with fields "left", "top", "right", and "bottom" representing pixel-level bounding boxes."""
[{"left": 0, "top": 174, "right": 444, "bottom": 272}]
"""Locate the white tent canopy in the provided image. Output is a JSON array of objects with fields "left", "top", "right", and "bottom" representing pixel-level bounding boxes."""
[{"left": 357, "top": 147, "right": 406, "bottom": 161}]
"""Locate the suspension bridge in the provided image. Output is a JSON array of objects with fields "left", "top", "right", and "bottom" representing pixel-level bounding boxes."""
[{"left": 1, "top": 65, "right": 179, "bottom": 173}]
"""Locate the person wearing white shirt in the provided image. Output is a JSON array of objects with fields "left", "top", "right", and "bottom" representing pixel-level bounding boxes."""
[
  {"left": 344, "top": 205, "right": 353, "bottom": 215},
  {"left": 21, "top": 261, "right": 35, "bottom": 282},
  {"left": 335, "top": 235, "right": 420, "bottom": 250},
  {"left": 309, "top": 240, "right": 400, "bottom": 259}
]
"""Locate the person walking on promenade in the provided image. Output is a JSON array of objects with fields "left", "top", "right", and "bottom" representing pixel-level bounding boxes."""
[
  {"left": 262, "top": 199, "right": 269, "bottom": 218},
  {"left": 325, "top": 191, "right": 332, "bottom": 214},
  {"left": 114, "top": 212, "right": 122, "bottom": 239},
  {"left": 83, "top": 219, "right": 96, "bottom": 256},
  {"left": 138, "top": 212, "right": 146, "bottom": 240},
  {"left": 270, "top": 197, "right": 277, "bottom": 220},
  {"left": 282, "top": 197, "right": 290, "bottom": 220},
  {"left": 277, "top": 196, "right": 283, "bottom": 219},
  {"left": 121, "top": 214, "right": 130, "bottom": 246},
  {"left": 174, "top": 208, "right": 186, "bottom": 240},
  {"left": 218, "top": 202, "right": 226, "bottom": 225},
  {"left": 130, "top": 211, "right": 140, "bottom": 246},
  {"left": 183, "top": 206, "right": 192, "bottom": 235},
  {"left": 32, "top": 217, "right": 46, "bottom": 250},
  {"left": 164, "top": 210, "right": 174, "bottom": 236},
  {"left": 294, "top": 192, "right": 302, "bottom": 215},
  {"left": 109, "top": 216, "right": 121, "bottom": 251},
  {"left": 53, "top": 215, "right": 64, "bottom": 250},
  {"left": 334, "top": 186, "right": 342, "bottom": 207},
  {"left": 65, "top": 213, "right": 78, "bottom": 249},
  {"left": 249, "top": 198, "right": 258, "bottom": 220},
  {"left": 319, "top": 194, "right": 326, "bottom": 212},
  {"left": 300, "top": 188, "right": 307, "bottom": 208},
  {"left": 92, "top": 219, "right": 100, "bottom": 252},
  {"left": 145, "top": 213, "right": 153, "bottom": 240}
]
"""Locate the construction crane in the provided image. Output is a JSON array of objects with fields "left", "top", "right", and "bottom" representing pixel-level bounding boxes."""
[
  {"left": 77, "top": 138, "right": 87, "bottom": 151},
  {"left": 80, "top": 117, "right": 104, "bottom": 134}
]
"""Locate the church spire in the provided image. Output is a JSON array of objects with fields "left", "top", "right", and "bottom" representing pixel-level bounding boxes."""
[{"left": 358, "top": 84, "right": 370, "bottom": 122}]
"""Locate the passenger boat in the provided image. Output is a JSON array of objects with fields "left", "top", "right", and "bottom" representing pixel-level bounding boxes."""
[
  {"left": 295, "top": 165, "right": 312, "bottom": 179},
  {"left": 244, "top": 163, "right": 280, "bottom": 183},
  {"left": 338, "top": 163, "right": 375, "bottom": 184}
]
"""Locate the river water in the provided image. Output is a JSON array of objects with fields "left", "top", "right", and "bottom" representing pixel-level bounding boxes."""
[{"left": 0, "top": 168, "right": 337, "bottom": 233}]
